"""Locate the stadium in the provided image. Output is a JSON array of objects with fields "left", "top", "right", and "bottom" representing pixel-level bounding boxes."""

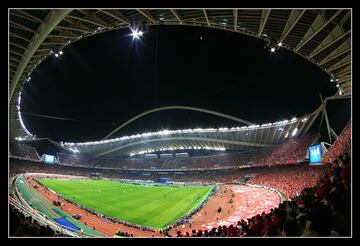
[{"left": 9, "top": 9, "right": 351, "bottom": 238}]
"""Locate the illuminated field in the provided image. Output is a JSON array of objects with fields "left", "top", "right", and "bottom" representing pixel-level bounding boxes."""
[{"left": 39, "top": 179, "right": 213, "bottom": 229}]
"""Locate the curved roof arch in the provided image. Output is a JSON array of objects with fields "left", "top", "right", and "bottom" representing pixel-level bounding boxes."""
[
  {"left": 102, "top": 105, "right": 255, "bottom": 140},
  {"left": 9, "top": 9, "right": 351, "bottom": 139}
]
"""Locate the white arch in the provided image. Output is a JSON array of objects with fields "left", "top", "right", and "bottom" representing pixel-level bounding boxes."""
[{"left": 102, "top": 105, "right": 254, "bottom": 140}]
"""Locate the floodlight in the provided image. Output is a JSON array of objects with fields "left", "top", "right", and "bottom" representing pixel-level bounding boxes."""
[
  {"left": 270, "top": 47, "right": 276, "bottom": 52},
  {"left": 278, "top": 42, "right": 282, "bottom": 47},
  {"left": 59, "top": 51, "right": 63, "bottom": 55},
  {"left": 336, "top": 84, "right": 340, "bottom": 88},
  {"left": 55, "top": 53, "right": 59, "bottom": 57},
  {"left": 130, "top": 28, "right": 144, "bottom": 39}
]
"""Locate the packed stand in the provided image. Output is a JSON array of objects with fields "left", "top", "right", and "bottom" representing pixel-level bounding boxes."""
[
  {"left": 57, "top": 150, "right": 273, "bottom": 170},
  {"left": 251, "top": 134, "right": 319, "bottom": 166},
  {"left": 322, "top": 121, "right": 351, "bottom": 163},
  {"left": 247, "top": 165, "right": 330, "bottom": 199},
  {"left": 174, "top": 152, "right": 351, "bottom": 237},
  {"left": 10, "top": 142, "right": 42, "bottom": 162}
]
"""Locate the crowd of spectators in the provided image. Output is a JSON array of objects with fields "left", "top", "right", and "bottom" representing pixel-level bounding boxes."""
[
  {"left": 9, "top": 158, "right": 329, "bottom": 189},
  {"left": 247, "top": 165, "right": 329, "bottom": 199},
  {"left": 174, "top": 152, "right": 351, "bottom": 237},
  {"left": 57, "top": 151, "right": 266, "bottom": 170},
  {"left": 10, "top": 204, "right": 68, "bottom": 237},
  {"left": 322, "top": 121, "right": 351, "bottom": 163},
  {"left": 252, "top": 134, "right": 319, "bottom": 166},
  {"left": 9, "top": 142, "right": 42, "bottom": 162}
]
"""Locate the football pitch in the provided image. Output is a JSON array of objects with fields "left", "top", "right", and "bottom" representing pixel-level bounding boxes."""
[{"left": 38, "top": 179, "right": 213, "bottom": 229}]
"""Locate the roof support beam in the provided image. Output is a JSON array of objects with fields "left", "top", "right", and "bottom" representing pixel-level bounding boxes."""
[
  {"left": 303, "top": 111, "right": 321, "bottom": 135},
  {"left": 341, "top": 80, "right": 351, "bottom": 88},
  {"left": 55, "top": 25, "right": 92, "bottom": 33},
  {"left": 319, "top": 38, "right": 350, "bottom": 65},
  {"left": 203, "top": 9, "right": 210, "bottom": 26},
  {"left": 309, "top": 27, "right": 350, "bottom": 58},
  {"left": 48, "top": 34, "right": 79, "bottom": 39},
  {"left": 327, "top": 55, "right": 350, "bottom": 72},
  {"left": 233, "top": 9, "right": 238, "bottom": 31},
  {"left": 10, "top": 42, "right": 27, "bottom": 50},
  {"left": 66, "top": 15, "right": 108, "bottom": 28},
  {"left": 10, "top": 57, "right": 21, "bottom": 63},
  {"left": 36, "top": 48, "right": 50, "bottom": 52},
  {"left": 15, "top": 10, "right": 45, "bottom": 24},
  {"left": 336, "top": 69, "right": 351, "bottom": 77},
  {"left": 280, "top": 9, "right": 306, "bottom": 43},
  {"left": 264, "top": 126, "right": 272, "bottom": 144},
  {"left": 258, "top": 9, "right": 271, "bottom": 37},
  {"left": 295, "top": 10, "right": 342, "bottom": 52},
  {"left": 11, "top": 12, "right": 43, "bottom": 24},
  {"left": 340, "top": 10, "right": 351, "bottom": 26},
  {"left": 320, "top": 48, "right": 350, "bottom": 66},
  {"left": 170, "top": 9, "right": 183, "bottom": 24},
  {"left": 297, "top": 118, "right": 309, "bottom": 137},
  {"left": 337, "top": 74, "right": 351, "bottom": 81},
  {"left": 270, "top": 125, "right": 280, "bottom": 144},
  {"left": 10, "top": 21, "right": 38, "bottom": 34},
  {"left": 136, "top": 9, "right": 157, "bottom": 24},
  {"left": 10, "top": 33, "right": 31, "bottom": 43},
  {"left": 98, "top": 9, "right": 130, "bottom": 25},
  {"left": 10, "top": 50, "right": 24, "bottom": 57},
  {"left": 10, "top": 9, "right": 72, "bottom": 101},
  {"left": 320, "top": 94, "right": 332, "bottom": 143},
  {"left": 31, "top": 52, "right": 49, "bottom": 58},
  {"left": 41, "top": 42, "right": 66, "bottom": 45},
  {"left": 91, "top": 10, "right": 111, "bottom": 28}
]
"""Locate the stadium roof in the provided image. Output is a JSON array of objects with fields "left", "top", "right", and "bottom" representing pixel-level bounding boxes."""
[
  {"left": 22, "top": 105, "right": 322, "bottom": 158},
  {"left": 9, "top": 9, "right": 351, "bottom": 140}
]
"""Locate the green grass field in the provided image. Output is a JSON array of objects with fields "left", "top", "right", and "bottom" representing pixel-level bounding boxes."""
[{"left": 38, "top": 179, "right": 213, "bottom": 229}]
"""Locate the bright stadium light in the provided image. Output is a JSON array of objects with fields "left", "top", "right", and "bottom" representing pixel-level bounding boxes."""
[
  {"left": 130, "top": 28, "right": 144, "bottom": 40},
  {"left": 54, "top": 53, "right": 59, "bottom": 58},
  {"left": 270, "top": 47, "right": 276, "bottom": 52},
  {"left": 59, "top": 50, "right": 63, "bottom": 55},
  {"left": 277, "top": 42, "right": 283, "bottom": 47}
]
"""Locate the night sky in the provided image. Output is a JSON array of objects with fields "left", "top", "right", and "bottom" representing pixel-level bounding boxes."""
[{"left": 20, "top": 25, "right": 349, "bottom": 143}]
